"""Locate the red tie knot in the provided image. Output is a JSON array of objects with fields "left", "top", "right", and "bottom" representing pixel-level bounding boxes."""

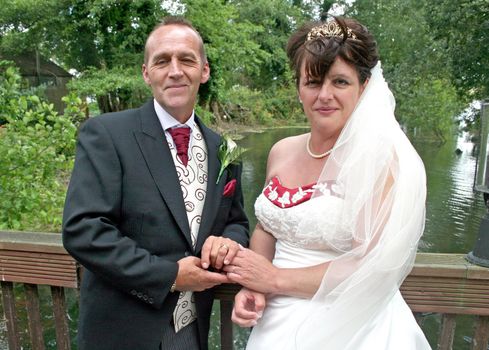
[{"left": 168, "top": 127, "right": 191, "bottom": 166}]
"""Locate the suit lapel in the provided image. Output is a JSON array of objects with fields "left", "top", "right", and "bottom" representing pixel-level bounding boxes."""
[
  {"left": 195, "top": 118, "right": 227, "bottom": 251},
  {"left": 133, "top": 101, "right": 192, "bottom": 248}
]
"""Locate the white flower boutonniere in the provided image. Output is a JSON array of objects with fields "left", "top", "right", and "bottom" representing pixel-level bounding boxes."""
[{"left": 216, "top": 135, "right": 248, "bottom": 184}]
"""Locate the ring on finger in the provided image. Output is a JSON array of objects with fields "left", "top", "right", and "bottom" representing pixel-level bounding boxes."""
[{"left": 220, "top": 243, "right": 229, "bottom": 251}]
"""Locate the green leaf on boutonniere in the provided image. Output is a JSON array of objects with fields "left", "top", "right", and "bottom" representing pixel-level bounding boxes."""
[{"left": 216, "top": 135, "right": 248, "bottom": 184}]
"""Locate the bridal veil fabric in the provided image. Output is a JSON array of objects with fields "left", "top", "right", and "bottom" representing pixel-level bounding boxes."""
[{"left": 293, "top": 62, "right": 428, "bottom": 349}]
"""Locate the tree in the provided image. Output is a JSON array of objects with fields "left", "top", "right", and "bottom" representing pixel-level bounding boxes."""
[
  {"left": 0, "top": 61, "right": 80, "bottom": 230},
  {"left": 1, "top": 0, "right": 165, "bottom": 113},
  {"left": 183, "top": 0, "right": 270, "bottom": 120},
  {"left": 345, "top": 0, "right": 464, "bottom": 140},
  {"left": 426, "top": 0, "right": 489, "bottom": 101}
]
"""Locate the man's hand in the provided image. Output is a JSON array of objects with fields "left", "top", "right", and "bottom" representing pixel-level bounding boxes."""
[
  {"left": 200, "top": 235, "right": 240, "bottom": 270},
  {"left": 232, "top": 288, "right": 266, "bottom": 328},
  {"left": 174, "top": 256, "right": 229, "bottom": 292}
]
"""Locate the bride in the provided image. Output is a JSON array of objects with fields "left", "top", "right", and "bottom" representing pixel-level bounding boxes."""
[{"left": 225, "top": 16, "right": 431, "bottom": 349}]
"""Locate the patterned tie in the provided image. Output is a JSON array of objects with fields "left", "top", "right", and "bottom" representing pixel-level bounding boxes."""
[{"left": 168, "top": 127, "right": 191, "bottom": 166}]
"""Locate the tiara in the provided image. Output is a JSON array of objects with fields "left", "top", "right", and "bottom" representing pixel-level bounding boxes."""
[{"left": 306, "top": 21, "right": 357, "bottom": 42}]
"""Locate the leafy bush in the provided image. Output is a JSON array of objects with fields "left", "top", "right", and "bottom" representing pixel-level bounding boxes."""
[
  {"left": 0, "top": 62, "right": 79, "bottom": 231},
  {"left": 223, "top": 83, "right": 304, "bottom": 126}
]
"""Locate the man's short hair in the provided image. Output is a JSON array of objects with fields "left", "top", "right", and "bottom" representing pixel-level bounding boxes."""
[{"left": 144, "top": 16, "right": 207, "bottom": 64}]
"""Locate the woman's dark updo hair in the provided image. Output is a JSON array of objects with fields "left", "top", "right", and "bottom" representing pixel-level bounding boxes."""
[{"left": 286, "top": 16, "right": 378, "bottom": 87}]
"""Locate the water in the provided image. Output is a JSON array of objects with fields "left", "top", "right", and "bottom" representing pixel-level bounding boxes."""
[{"left": 212, "top": 127, "right": 485, "bottom": 350}]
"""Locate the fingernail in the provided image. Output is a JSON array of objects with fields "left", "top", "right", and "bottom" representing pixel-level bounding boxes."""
[
  {"left": 224, "top": 259, "right": 229, "bottom": 265},
  {"left": 251, "top": 320, "right": 258, "bottom": 326},
  {"left": 202, "top": 262, "right": 209, "bottom": 269},
  {"left": 257, "top": 311, "right": 263, "bottom": 318},
  {"left": 238, "top": 244, "right": 245, "bottom": 250}
]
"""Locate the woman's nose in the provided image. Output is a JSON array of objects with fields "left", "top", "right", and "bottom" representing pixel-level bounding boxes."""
[{"left": 318, "top": 81, "right": 333, "bottom": 101}]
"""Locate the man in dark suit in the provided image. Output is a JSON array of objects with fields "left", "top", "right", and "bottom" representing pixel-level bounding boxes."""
[{"left": 62, "top": 17, "right": 249, "bottom": 350}]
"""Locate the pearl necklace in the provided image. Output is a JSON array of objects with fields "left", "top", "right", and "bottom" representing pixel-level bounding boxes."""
[{"left": 306, "top": 134, "right": 333, "bottom": 159}]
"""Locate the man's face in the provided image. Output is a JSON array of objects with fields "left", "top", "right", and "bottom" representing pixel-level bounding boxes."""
[{"left": 142, "top": 25, "right": 210, "bottom": 123}]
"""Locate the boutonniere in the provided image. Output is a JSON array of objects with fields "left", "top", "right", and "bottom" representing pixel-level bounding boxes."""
[{"left": 216, "top": 135, "right": 247, "bottom": 184}]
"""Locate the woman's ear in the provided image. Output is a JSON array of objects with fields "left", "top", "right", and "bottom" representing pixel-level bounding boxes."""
[{"left": 360, "top": 78, "right": 369, "bottom": 94}]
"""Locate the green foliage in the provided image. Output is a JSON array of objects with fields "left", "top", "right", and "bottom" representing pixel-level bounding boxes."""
[
  {"left": 426, "top": 0, "right": 489, "bottom": 101},
  {"left": 0, "top": 62, "right": 79, "bottom": 231},
  {"left": 406, "top": 79, "right": 463, "bottom": 142},
  {"left": 68, "top": 66, "right": 151, "bottom": 112},
  {"left": 184, "top": 0, "right": 270, "bottom": 105},
  {"left": 222, "top": 82, "right": 303, "bottom": 126},
  {"left": 346, "top": 0, "right": 465, "bottom": 140},
  {"left": 1, "top": 0, "right": 165, "bottom": 113},
  {"left": 231, "top": 0, "right": 308, "bottom": 89}
]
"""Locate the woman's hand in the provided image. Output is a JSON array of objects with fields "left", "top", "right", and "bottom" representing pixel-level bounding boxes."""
[
  {"left": 223, "top": 246, "right": 279, "bottom": 294},
  {"left": 232, "top": 288, "right": 266, "bottom": 328}
]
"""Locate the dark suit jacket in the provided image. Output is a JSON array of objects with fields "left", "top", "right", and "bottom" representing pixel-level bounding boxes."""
[{"left": 62, "top": 100, "right": 249, "bottom": 350}]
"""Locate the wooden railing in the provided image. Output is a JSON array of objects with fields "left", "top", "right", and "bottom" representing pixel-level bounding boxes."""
[{"left": 0, "top": 230, "right": 488, "bottom": 350}]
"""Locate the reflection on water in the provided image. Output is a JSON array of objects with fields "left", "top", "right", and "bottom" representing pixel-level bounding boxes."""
[
  {"left": 210, "top": 128, "right": 485, "bottom": 350},
  {"left": 414, "top": 133, "right": 485, "bottom": 254}
]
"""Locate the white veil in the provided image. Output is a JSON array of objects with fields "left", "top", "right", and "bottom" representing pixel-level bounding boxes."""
[{"left": 293, "top": 62, "right": 427, "bottom": 349}]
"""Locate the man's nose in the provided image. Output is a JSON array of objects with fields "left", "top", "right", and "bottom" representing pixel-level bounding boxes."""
[{"left": 168, "top": 58, "right": 183, "bottom": 77}]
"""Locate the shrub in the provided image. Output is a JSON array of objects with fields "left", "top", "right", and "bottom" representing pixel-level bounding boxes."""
[{"left": 0, "top": 62, "right": 79, "bottom": 231}]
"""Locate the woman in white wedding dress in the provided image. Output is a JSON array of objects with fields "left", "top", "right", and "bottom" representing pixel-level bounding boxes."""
[{"left": 224, "top": 16, "right": 431, "bottom": 350}]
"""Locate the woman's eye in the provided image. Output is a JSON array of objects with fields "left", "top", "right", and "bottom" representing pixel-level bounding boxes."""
[
  {"left": 305, "top": 80, "right": 321, "bottom": 86},
  {"left": 335, "top": 79, "right": 350, "bottom": 86}
]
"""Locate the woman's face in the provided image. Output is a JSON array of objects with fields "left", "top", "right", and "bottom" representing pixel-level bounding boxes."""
[{"left": 299, "top": 57, "right": 366, "bottom": 137}]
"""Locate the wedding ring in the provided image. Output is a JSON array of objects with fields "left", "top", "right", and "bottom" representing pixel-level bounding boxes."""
[{"left": 220, "top": 243, "right": 229, "bottom": 251}]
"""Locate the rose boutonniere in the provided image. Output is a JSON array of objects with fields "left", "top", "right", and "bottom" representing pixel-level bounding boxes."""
[{"left": 216, "top": 135, "right": 247, "bottom": 184}]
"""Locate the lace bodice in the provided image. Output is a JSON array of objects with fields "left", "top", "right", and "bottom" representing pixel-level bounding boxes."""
[{"left": 255, "top": 177, "right": 354, "bottom": 251}]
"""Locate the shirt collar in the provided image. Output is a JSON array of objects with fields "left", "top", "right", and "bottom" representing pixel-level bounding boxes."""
[{"left": 153, "top": 99, "right": 195, "bottom": 132}]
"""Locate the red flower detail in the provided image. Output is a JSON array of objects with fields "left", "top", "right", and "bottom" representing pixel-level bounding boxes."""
[{"left": 223, "top": 179, "right": 237, "bottom": 197}]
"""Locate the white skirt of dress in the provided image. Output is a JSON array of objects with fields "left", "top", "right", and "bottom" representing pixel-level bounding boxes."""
[{"left": 245, "top": 241, "right": 431, "bottom": 350}]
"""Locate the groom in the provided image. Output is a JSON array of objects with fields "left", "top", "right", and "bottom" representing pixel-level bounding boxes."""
[{"left": 62, "top": 17, "right": 249, "bottom": 350}]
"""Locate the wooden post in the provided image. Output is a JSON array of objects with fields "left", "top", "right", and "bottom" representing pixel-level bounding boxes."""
[
  {"left": 1, "top": 281, "right": 21, "bottom": 350},
  {"left": 24, "top": 283, "right": 45, "bottom": 350},
  {"left": 220, "top": 300, "right": 234, "bottom": 350},
  {"left": 471, "top": 316, "right": 489, "bottom": 350},
  {"left": 51, "top": 286, "right": 71, "bottom": 350},
  {"left": 437, "top": 314, "right": 456, "bottom": 350}
]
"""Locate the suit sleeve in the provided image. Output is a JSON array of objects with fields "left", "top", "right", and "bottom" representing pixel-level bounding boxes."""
[
  {"left": 62, "top": 117, "right": 176, "bottom": 309},
  {"left": 221, "top": 163, "right": 250, "bottom": 247}
]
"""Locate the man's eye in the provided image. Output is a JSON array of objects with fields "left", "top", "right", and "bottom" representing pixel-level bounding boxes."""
[
  {"left": 181, "top": 58, "right": 196, "bottom": 64},
  {"left": 155, "top": 59, "right": 168, "bottom": 65}
]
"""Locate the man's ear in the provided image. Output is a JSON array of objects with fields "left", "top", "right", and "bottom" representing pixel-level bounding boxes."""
[
  {"left": 201, "top": 62, "right": 210, "bottom": 84},
  {"left": 142, "top": 64, "right": 150, "bottom": 85}
]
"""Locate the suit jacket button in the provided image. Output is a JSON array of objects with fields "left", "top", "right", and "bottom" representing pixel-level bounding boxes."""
[
  {"left": 137, "top": 292, "right": 142, "bottom": 298},
  {"left": 148, "top": 298, "right": 154, "bottom": 304},
  {"left": 130, "top": 290, "right": 137, "bottom": 296},
  {"left": 143, "top": 295, "right": 148, "bottom": 301}
]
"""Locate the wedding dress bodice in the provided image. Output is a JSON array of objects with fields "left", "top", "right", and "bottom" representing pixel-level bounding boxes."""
[{"left": 255, "top": 176, "right": 353, "bottom": 252}]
